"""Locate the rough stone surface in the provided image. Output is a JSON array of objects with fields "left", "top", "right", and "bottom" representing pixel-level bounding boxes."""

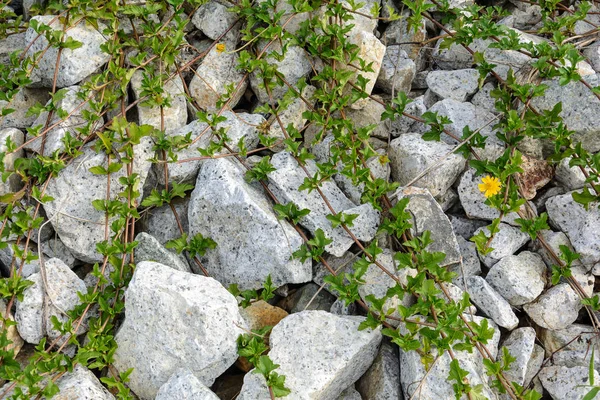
[
  {"left": 192, "top": 1, "right": 238, "bottom": 42},
  {"left": 523, "top": 283, "right": 582, "bottom": 330},
  {"left": 138, "top": 196, "right": 189, "bottom": 246},
  {"left": 15, "top": 273, "right": 44, "bottom": 344},
  {"left": 189, "top": 157, "right": 311, "bottom": 290},
  {"left": 26, "top": 16, "right": 109, "bottom": 88},
  {"left": 471, "top": 82, "right": 497, "bottom": 114},
  {"left": 465, "top": 275, "right": 519, "bottom": 330},
  {"left": 473, "top": 223, "right": 530, "bottom": 267},
  {"left": 555, "top": 157, "right": 590, "bottom": 190},
  {"left": 356, "top": 340, "right": 400, "bottom": 400},
  {"left": 238, "top": 311, "right": 382, "bottom": 399},
  {"left": 389, "top": 95, "right": 426, "bottom": 137},
  {"left": 268, "top": 152, "right": 380, "bottom": 257},
  {"left": 0, "top": 88, "right": 49, "bottom": 129},
  {"left": 53, "top": 364, "right": 115, "bottom": 400},
  {"left": 539, "top": 365, "right": 600, "bottom": 400},
  {"left": 239, "top": 300, "right": 288, "bottom": 331},
  {"left": 0, "top": 128, "right": 23, "bottom": 197},
  {"left": 134, "top": 232, "right": 191, "bottom": 273},
  {"left": 517, "top": 156, "right": 553, "bottom": 200},
  {"left": 279, "top": 283, "right": 336, "bottom": 314},
  {"left": 389, "top": 132, "right": 466, "bottom": 198},
  {"left": 155, "top": 368, "right": 220, "bottom": 400},
  {"left": 449, "top": 215, "right": 488, "bottom": 240},
  {"left": 449, "top": 235, "right": 482, "bottom": 287},
  {"left": 41, "top": 237, "right": 78, "bottom": 268},
  {"left": 540, "top": 323, "right": 600, "bottom": 369},
  {"left": 500, "top": 327, "right": 537, "bottom": 387},
  {"left": 269, "top": 85, "right": 316, "bottom": 151},
  {"left": 426, "top": 69, "right": 479, "bottom": 102},
  {"left": 113, "top": 261, "right": 246, "bottom": 399},
  {"left": 376, "top": 47, "right": 416, "bottom": 94},
  {"left": 383, "top": 19, "right": 427, "bottom": 70},
  {"left": 485, "top": 251, "right": 546, "bottom": 306}
]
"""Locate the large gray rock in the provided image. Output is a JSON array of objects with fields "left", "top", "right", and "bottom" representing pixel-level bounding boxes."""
[
  {"left": 426, "top": 69, "right": 479, "bottom": 102},
  {"left": 539, "top": 365, "right": 600, "bottom": 400},
  {"left": 393, "top": 187, "right": 462, "bottom": 266},
  {"left": 356, "top": 340, "right": 401, "bottom": 400},
  {"left": 465, "top": 275, "right": 519, "bottom": 330},
  {"left": 14, "top": 273, "right": 44, "bottom": 344},
  {"left": 555, "top": 157, "right": 590, "bottom": 190},
  {"left": 43, "top": 140, "right": 153, "bottom": 263},
  {"left": 138, "top": 196, "right": 188, "bottom": 246},
  {"left": 389, "top": 95, "right": 426, "bottom": 137},
  {"left": 191, "top": 1, "right": 238, "bottom": 42},
  {"left": 540, "top": 323, "right": 600, "bottom": 369},
  {"left": 383, "top": 18, "right": 427, "bottom": 70},
  {"left": 238, "top": 311, "right": 382, "bottom": 399},
  {"left": 134, "top": 232, "right": 190, "bottom": 273},
  {"left": 485, "top": 251, "right": 546, "bottom": 306},
  {"left": 376, "top": 47, "right": 416, "bottom": 94},
  {"left": 500, "top": 327, "right": 537, "bottom": 388},
  {"left": 267, "top": 152, "right": 380, "bottom": 257},
  {"left": 155, "top": 368, "right": 220, "bottom": 400},
  {"left": 113, "top": 261, "right": 246, "bottom": 400},
  {"left": 546, "top": 191, "right": 600, "bottom": 267},
  {"left": 188, "top": 157, "right": 311, "bottom": 290},
  {"left": 473, "top": 223, "right": 529, "bottom": 267},
  {"left": 26, "top": 16, "right": 109, "bottom": 87},
  {"left": 389, "top": 133, "right": 466, "bottom": 198},
  {"left": 0, "top": 128, "right": 24, "bottom": 197},
  {"left": 54, "top": 364, "right": 115, "bottom": 399},
  {"left": 523, "top": 283, "right": 582, "bottom": 330},
  {"left": 0, "top": 88, "right": 49, "bottom": 129}
]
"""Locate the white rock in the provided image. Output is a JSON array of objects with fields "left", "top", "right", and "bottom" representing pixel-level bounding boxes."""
[
  {"left": 540, "top": 323, "right": 600, "bottom": 369},
  {"left": 473, "top": 223, "right": 529, "bottom": 267},
  {"left": 155, "top": 368, "right": 219, "bottom": 400},
  {"left": 426, "top": 69, "right": 479, "bottom": 102},
  {"left": 192, "top": 1, "right": 238, "bottom": 42},
  {"left": 465, "top": 275, "right": 519, "bottom": 330},
  {"left": 523, "top": 283, "right": 582, "bottom": 330},
  {"left": 376, "top": 47, "right": 416, "bottom": 94},
  {"left": 500, "top": 327, "right": 537, "bottom": 387},
  {"left": 555, "top": 157, "right": 590, "bottom": 191},
  {"left": 113, "top": 261, "right": 246, "bottom": 399},
  {"left": 0, "top": 128, "right": 24, "bottom": 197},
  {"left": 54, "top": 364, "right": 115, "bottom": 399},
  {"left": 15, "top": 273, "right": 44, "bottom": 344},
  {"left": 539, "top": 365, "right": 600, "bottom": 400}
]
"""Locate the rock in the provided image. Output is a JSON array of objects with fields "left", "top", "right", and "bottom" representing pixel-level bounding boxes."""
[
  {"left": 449, "top": 235, "right": 482, "bottom": 287},
  {"left": 512, "top": 5, "right": 543, "bottom": 30},
  {"left": 26, "top": 16, "right": 109, "bottom": 88},
  {"left": 41, "top": 237, "right": 78, "bottom": 268},
  {"left": 465, "top": 275, "right": 519, "bottom": 330},
  {"left": 43, "top": 140, "right": 153, "bottom": 263},
  {"left": 53, "top": 364, "right": 115, "bottom": 400},
  {"left": 0, "top": 299, "right": 23, "bottom": 356},
  {"left": 389, "top": 133, "right": 466, "bottom": 198},
  {"left": 138, "top": 196, "right": 189, "bottom": 246},
  {"left": 134, "top": 232, "right": 190, "bottom": 273},
  {"left": 337, "top": 386, "right": 362, "bottom": 400},
  {"left": 400, "top": 315, "right": 500, "bottom": 399},
  {"left": 426, "top": 69, "right": 479, "bottom": 102},
  {"left": 523, "top": 283, "right": 582, "bottom": 330},
  {"left": 330, "top": 298, "right": 356, "bottom": 316},
  {"left": 539, "top": 365, "right": 600, "bottom": 400},
  {"left": 155, "top": 368, "right": 219, "bottom": 400},
  {"left": 383, "top": 18, "right": 427, "bottom": 70},
  {"left": 376, "top": 47, "right": 416, "bottom": 94},
  {"left": 546, "top": 191, "right": 600, "bottom": 266},
  {"left": 268, "top": 85, "right": 316, "bottom": 151},
  {"left": 190, "top": 46, "right": 247, "bottom": 111},
  {"left": 313, "top": 252, "right": 358, "bottom": 296},
  {"left": 279, "top": 283, "right": 336, "bottom": 313},
  {"left": 238, "top": 311, "right": 382, "bottom": 399},
  {"left": 250, "top": 42, "right": 312, "bottom": 105},
  {"left": 389, "top": 95, "right": 427, "bottom": 137},
  {"left": 436, "top": 281, "right": 478, "bottom": 315},
  {"left": 0, "top": 128, "right": 23, "bottom": 197},
  {"left": 485, "top": 251, "right": 546, "bottom": 306},
  {"left": 157, "top": 111, "right": 263, "bottom": 187},
  {"left": 471, "top": 82, "right": 497, "bottom": 114},
  {"left": 267, "top": 152, "right": 380, "bottom": 257},
  {"left": 524, "top": 344, "right": 545, "bottom": 387},
  {"left": 540, "top": 323, "right": 599, "bottom": 369},
  {"left": 393, "top": 187, "right": 462, "bottom": 266},
  {"left": 500, "top": 327, "right": 537, "bottom": 387},
  {"left": 189, "top": 157, "right": 311, "bottom": 290},
  {"left": 517, "top": 156, "right": 553, "bottom": 200},
  {"left": 356, "top": 340, "right": 400, "bottom": 400},
  {"left": 339, "top": 96, "right": 388, "bottom": 140},
  {"left": 0, "top": 241, "right": 41, "bottom": 278},
  {"left": 131, "top": 71, "right": 187, "bottom": 133},
  {"left": 473, "top": 223, "right": 530, "bottom": 267},
  {"left": 555, "top": 157, "right": 590, "bottom": 190},
  {"left": 15, "top": 274, "right": 44, "bottom": 343},
  {"left": 239, "top": 300, "right": 288, "bottom": 331},
  {"left": 191, "top": 1, "right": 238, "bottom": 42},
  {"left": 0, "top": 30, "right": 24, "bottom": 66},
  {"left": 449, "top": 215, "right": 488, "bottom": 240},
  {"left": 113, "top": 261, "right": 246, "bottom": 399},
  {"left": 0, "top": 88, "right": 49, "bottom": 129}
]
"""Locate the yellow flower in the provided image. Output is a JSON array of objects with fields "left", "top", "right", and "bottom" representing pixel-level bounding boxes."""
[
  {"left": 478, "top": 175, "right": 502, "bottom": 198},
  {"left": 216, "top": 43, "right": 226, "bottom": 53}
]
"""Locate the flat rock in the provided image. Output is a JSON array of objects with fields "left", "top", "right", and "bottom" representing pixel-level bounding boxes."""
[
  {"left": 237, "top": 311, "right": 382, "bottom": 399},
  {"left": 192, "top": 1, "right": 238, "bottom": 42},
  {"left": 539, "top": 365, "right": 600, "bottom": 400},
  {"left": 155, "top": 368, "right": 219, "bottom": 400},
  {"left": 426, "top": 69, "right": 479, "bottom": 102},
  {"left": 113, "top": 261, "right": 246, "bottom": 399},
  {"left": 473, "top": 223, "right": 529, "bottom": 267},
  {"left": 465, "top": 275, "right": 519, "bottom": 330},
  {"left": 356, "top": 340, "right": 401, "bottom": 400},
  {"left": 189, "top": 157, "right": 311, "bottom": 290},
  {"left": 523, "top": 283, "right": 582, "bottom": 330},
  {"left": 134, "top": 232, "right": 190, "bottom": 273},
  {"left": 449, "top": 235, "right": 482, "bottom": 287}
]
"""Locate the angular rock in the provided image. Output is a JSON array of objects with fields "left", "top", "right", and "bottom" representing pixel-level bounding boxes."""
[
  {"left": 238, "top": 311, "right": 382, "bottom": 399},
  {"left": 268, "top": 85, "right": 316, "bottom": 151},
  {"left": 239, "top": 300, "right": 288, "bottom": 332},
  {"left": 449, "top": 235, "right": 482, "bottom": 287},
  {"left": 389, "top": 132, "right": 466, "bottom": 197},
  {"left": 138, "top": 196, "right": 189, "bottom": 246},
  {"left": 485, "top": 251, "right": 546, "bottom": 306},
  {"left": 279, "top": 283, "right": 336, "bottom": 314},
  {"left": 389, "top": 96, "right": 426, "bottom": 138},
  {"left": 134, "top": 232, "right": 190, "bottom": 273},
  {"left": 26, "top": 16, "right": 109, "bottom": 88},
  {"left": 0, "top": 298, "right": 23, "bottom": 356},
  {"left": 465, "top": 275, "right": 519, "bottom": 330},
  {"left": 113, "top": 261, "right": 246, "bottom": 399},
  {"left": 524, "top": 344, "right": 545, "bottom": 387},
  {"left": 356, "top": 340, "right": 401, "bottom": 400},
  {"left": 343, "top": 31, "right": 385, "bottom": 109},
  {"left": 516, "top": 156, "right": 553, "bottom": 200},
  {"left": 268, "top": 152, "right": 380, "bottom": 257},
  {"left": 539, "top": 365, "right": 600, "bottom": 400},
  {"left": 131, "top": 71, "right": 187, "bottom": 133},
  {"left": 337, "top": 386, "right": 361, "bottom": 400},
  {"left": 471, "top": 82, "right": 497, "bottom": 114},
  {"left": 54, "top": 364, "right": 115, "bottom": 400},
  {"left": 500, "top": 327, "right": 537, "bottom": 388},
  {"left": 393, "top": 187, "right": 462, "bottom": 266},
  {"left": 449, "top": 215, "right": 488, "bottom": 240},
  {"left": 0, "top": 128, "right": 23, "bottom": 197},
  {"left": 155, "top": 368, "right": 219, "bottom": 400},
  {"left": 313, "top": 252, "right": 358, "bottom": 296},
  {"left": 555, "top": 157, "right": 590, "bottom": 191},
  {"left": 383, "top": 18, "right": 427, "bottom": 70},
  {"left": 473, "top": 223, "right": 529, "bottom": 267},
  {"left": 540, "top": 323, "right": 599, "bottom": 369},
  {"left": 546, "top": 191, "right": 600, "bottom": 266},
  {"left": 426, "top": 69, "right": 479, "bottom": 102},
  {"left": 41, "top": 237, "right": 78, "bottom": 268},
  {"left": 192, "top": 1, "right": 238, "bottom": 42},
  {"left": 376, "top": 47, "right": 416, "bottom": 94},
  {"left": 189, "top": 157, "right": 311, "bottom": 290},
  {"left": 0, "top": 88, "right": 49, "bottom": 129},
  {"left": 15, "top": 273, "right": 44, "bottom": 343},
  {"left": 523, "top": 283, "right": 582, "bottom": 330}
]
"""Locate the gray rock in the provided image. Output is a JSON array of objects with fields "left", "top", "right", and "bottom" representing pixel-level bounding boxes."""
[
  {"left": 14, "top": 273, "right": 44, "bottom": 344},
  {"left": 134, "top": 232, "right": 190, "bottom": 273},
  {"left": 330, "top": 298, "right": 356, "bottom": 316},
  {"left": 339, "top": 96, "right": 388, "bottom": 140},
  {"left": 524, "top": 344, "right": 545, "bottom": 387},
  {"left": 0, "top": 30, "right": 24, "bottom": 66},
  {"left": 157, "top": 111, "right": 263, "bottom": 187},
  {"left": 192, "top": 1, "right": 238, "bottom": 42},
  {"left": 485, "top": 251, "right": 546, "bottom": 306},
  {"left": 436, "top": 281, "right": 478, "bottom": 315},
  {"left": 313, "top": 252, "right": 359, "bottom": 296},
  {"left": 190, "top": 46, "right": 247, "bottom": 111},
  {"left": 337, "top": 386, "right": 362, "bottom": 400},
  {"left": 471, "top": 82, "right": 498, "bottom": 114},
  {"left": 0, "top": 241, "right": 40, "bottom": 278},
  {"left": 238, "top": 311, "right": 382, "bottom": 399},
  {"left": 113, "top": 261, "right": 246, "bottom": 400},
  {"left": 279, "top": 283, "right": 336, "bottom": 314},
  {"left": 155, "top": 368, "right": 219, "bottom": 400},
  {"left": 26, "top": 16, "right": 109, "bottom": 88},
  {"left": 546, "top": 191, "right": 600, "bottom": 266},
  {"left": 131, "top": 71, "right": 187, "bottom": 133},
  {"left": 555, "top": 157, "right": 590, "bottom": 190},
  {"left": 376, "top": 47, "right": 416, "bottom": 94},
  {"left": 539, "top": 365, "right": 600, "bottom": 400},
  {"left": 473, "top": 223, "right": 529, "bottom": 267},
  {"left": 189, "top": 157, "right": 311, "bottom": 290},
  {"left": 54, "top": 364, "right": 115, "bottom": 399},
  {"left": 426, "top": 69, "right": 479, "bottom": 102},
  {"left": 389, "top": 133, "right": 466, "bottom": 198},
  {"left": 449, "top": 235, "right": 482, "bottom": 287},
  {"left": 393, "top": 187, "right": 462, "bottom": 266},
  {"left": 138, "top": 196, "right": 189, "bottom": 246},
  {"left": 43, "top": 140, "right": 153, "bottom": 263},
  {"left": 41, "top": 237, "right": 78, "bottom": 268},
  {"left": 512, "top": 5, "right": 543, "bottom": 30},
  {"left": 389, "top": 95, "right": 427, "bottom": 137},
  {"left": 500, "top": 327, "right": 537, "bottom": 387},
  {"left": 268, "top": 152, "right": 380, "bottom": 257},
  {"left": 540, "top": 323, "right": 600, "bottom": 369},
  {"left": 449, "top": 215, "right": 488, "bottom": 240},
  {"left": 437, "top": 187, "right": 458, "bottom": 211},
  {"left": 0, "top": 88, "right": 49, "bottom": 129},
  {"left": 383, "top": 18, "right": 427, "bottom": 71},
  {"left": 0, "top": 128, "right": 23, "bottom": 197},
  {"left": 356, "top": 340, "right": 401, "bottom": 400},
  {"left": 269, "top": 85, "right": 316, "bottom": 151},
  {"left": 523, "top": 283, "right": 581, "bottom": 330},
  {"left": 465, "top": 275, "right": 519, "bottom": 330}
]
